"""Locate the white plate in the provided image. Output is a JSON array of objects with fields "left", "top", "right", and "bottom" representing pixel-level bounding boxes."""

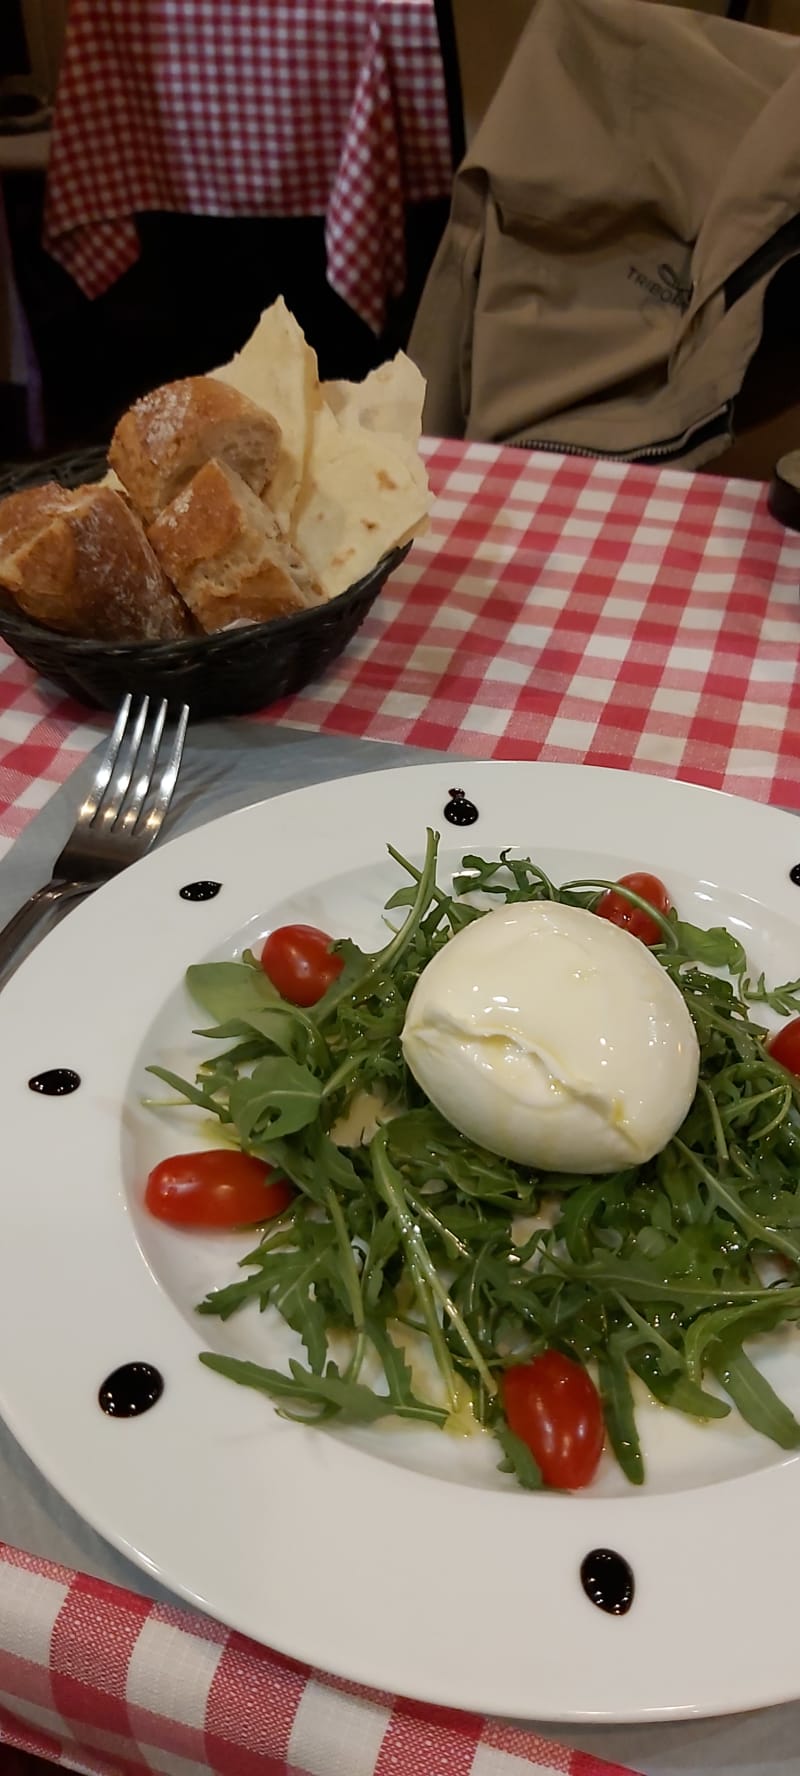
[{"left": 0, "top": 762, "right": 799, "bottom": 1725}]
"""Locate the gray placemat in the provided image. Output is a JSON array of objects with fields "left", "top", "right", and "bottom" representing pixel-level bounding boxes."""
[
  {"left": 0, "top": 720, "right": 447, "bottom": 932},
  {"left": 1, "top": 722, "right": 799, "bottom": 1776}
]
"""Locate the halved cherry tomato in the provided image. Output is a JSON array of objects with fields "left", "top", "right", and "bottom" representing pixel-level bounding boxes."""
[
  {"left": 502, "top": 1350, "right": 605, "bottom": 1490},
  {"left": 145, "top": 1151, "right": 294, "bottom": 1229},
  {"left": 260, "top": 923, "right": 343, "bottom": 1007},
  {"left": 596, "top": 871, "right": 671, "bottom": 947},
  {"left": 767, "top": 1017, "right": 800, "bottom": 1080}
]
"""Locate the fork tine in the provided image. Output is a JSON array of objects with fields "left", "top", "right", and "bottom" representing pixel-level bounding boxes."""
[
  {"left": 118, "top": 699, "right": 168, "bottom": 836},
  {"left": 96, "top": 694, "right": 150, "bottom": 829},
  {"left": 136, "top": 703, "right": 190, "bottom": 848},
  {"left": 78, "top": 693, "right": 133, "bottom": 823}
]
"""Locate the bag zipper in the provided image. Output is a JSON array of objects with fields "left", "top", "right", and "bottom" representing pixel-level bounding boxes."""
[{"left": 514, "top": 405, "right": 731, "bottom": 466}]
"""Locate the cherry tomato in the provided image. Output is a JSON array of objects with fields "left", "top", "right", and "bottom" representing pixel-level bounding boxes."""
[
  {"left": 767, "top": 1017, "right": 800, "bottom": 1080},
  {"left": 596, "top": 871, "right": 671, "bottom": 947},
  {"left": 145, "top": 1151, "right": 294, "bottom": 1229},
  {"left": 502, "top": 1350, "right": 605, "bottom": 1490},
  {"left": 260, "top": 923, "right": 344, "bottom": 1007}
]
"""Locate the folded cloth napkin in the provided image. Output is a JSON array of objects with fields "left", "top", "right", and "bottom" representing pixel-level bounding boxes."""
[{"left": 0, "top": 1543, "right": 639, "bottom": 1776}]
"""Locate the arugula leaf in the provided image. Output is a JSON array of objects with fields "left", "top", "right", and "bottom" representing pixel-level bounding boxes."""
[
  {"left": 597, "top": 1347, "right": 644, "bottom": 1486},
  {"left": 387, "top": 1107, "right": 538, "bottom": 1205},
  {"left": 186, "top": 961, "right": 279, "bottom": 1023},
  {"left": 671, "top": 921, "right": 747, "bottom": 975},
  {"left": 708, "top": 1341, "right": 800, "bottom": 1449},
  {"left": 744, "top": 973, "right": 800, "bottom": 1017},
  {"left": 453, "top": 851, "right": 559, "bottom": 904},
  {"left": 630, "top": 1349, "right": 731, "bottom": 1421},
  {"left": 683, "top": 1299, "right": 800, "bottom": 1384},
  {"left": 365, "top": 1319, "right": 451, "bottom": 1422},
  {"left": 205, "top": 1243, "right": 331, "bottom": 1373},
  {"left": 194, "top": 1012, "right": 305, "bottom": 1062},
  {"left": 372, "top": 1126, "right": 498, "bottom": 1399},
  {"left": 494, "top": 1422, "right": 543, "bottom": 1489},
  {"left": 253, "top": 1125, "right": 361, "bottom": 1210},
  {"left": 145, "top": 1063, "right": 232, "bottom": 1121},
  {"left": 674, "top": 1141, "right": 800, "bottom": 1267},
  {"left": 229, "top": 1058, "right": 322, "bottom": 1143},
  {"left": 199, "top": 1353, "right": 448, "bottom": 1426}
]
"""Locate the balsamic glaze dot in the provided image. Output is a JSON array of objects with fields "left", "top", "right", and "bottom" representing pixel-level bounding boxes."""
[
  {"left": 580, "top": 1548, "right": 634, "bottom": 1616},
  {"left": 99, "top": 1363, "right": 164, "bottom": 1418},
  {"left": 28, "top": 1068, "right": 81, "bottom": 1096},
  {"left": 179, "top": 880, "right": 222, "bottom": 902},
  {"left": 790, "top": 864, "right": 800, "bottom": 887},
  {"left": 444, "top": 787, "right": 479, "bottom": 827}
]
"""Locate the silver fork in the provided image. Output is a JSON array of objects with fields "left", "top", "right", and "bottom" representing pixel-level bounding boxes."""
[{"left": 0, "top": 694, "right": 189, "bottom": 990}]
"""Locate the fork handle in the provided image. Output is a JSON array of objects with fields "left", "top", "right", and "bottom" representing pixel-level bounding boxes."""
[{"left": 0, "top": 880, "right": 90, "bottom": 991}]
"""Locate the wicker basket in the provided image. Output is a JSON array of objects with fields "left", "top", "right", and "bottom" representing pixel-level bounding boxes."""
[{"left": 0, "top": 447, "right": 410, "bottom": 721}]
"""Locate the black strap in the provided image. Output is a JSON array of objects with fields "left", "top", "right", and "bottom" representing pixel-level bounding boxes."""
[{"left": 725, "top": 213, "right": 800, "bottom": 310}]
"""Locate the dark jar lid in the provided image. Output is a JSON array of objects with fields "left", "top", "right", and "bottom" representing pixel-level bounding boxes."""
[{"left": 768, "top": 451, "right": 800, "bottom": 532}]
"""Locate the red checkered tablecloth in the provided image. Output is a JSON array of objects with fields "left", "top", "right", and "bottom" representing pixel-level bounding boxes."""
[
  {"left": 43, "top": 0, "right": 453, "bottom": 333},
  {"left": 1, "top": 437, "right": 799, "bottom": 859}
]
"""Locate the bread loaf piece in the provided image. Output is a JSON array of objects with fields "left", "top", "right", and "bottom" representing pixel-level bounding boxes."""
[
  {"left": 0, "top": 482, "right": 193, "bottom": 641},
  {"left": 148, "top": 459, "right": 323, "bottom": 632},
  {"left": 109, "top": 376, "right": 282, "bottom": 525}
]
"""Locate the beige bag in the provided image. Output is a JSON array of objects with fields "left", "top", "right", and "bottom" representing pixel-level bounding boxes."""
[{"left": 410, "top": 0, "right": 800, "bottom": 468}]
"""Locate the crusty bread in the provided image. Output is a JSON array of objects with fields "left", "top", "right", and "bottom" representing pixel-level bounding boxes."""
[
  {"left": 148, "top": 458, "right": 323, "bottom": 632},
  {"left": 0, "top": 482, "right": 193, "bottom": 642},
  {"left": 109, "top": 376, "right": 282, "bottom": 525}
]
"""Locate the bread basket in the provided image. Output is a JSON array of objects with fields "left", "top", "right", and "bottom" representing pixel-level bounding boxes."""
[{"left": 0, "top": 447, "right": 410, "bottom": 721}]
